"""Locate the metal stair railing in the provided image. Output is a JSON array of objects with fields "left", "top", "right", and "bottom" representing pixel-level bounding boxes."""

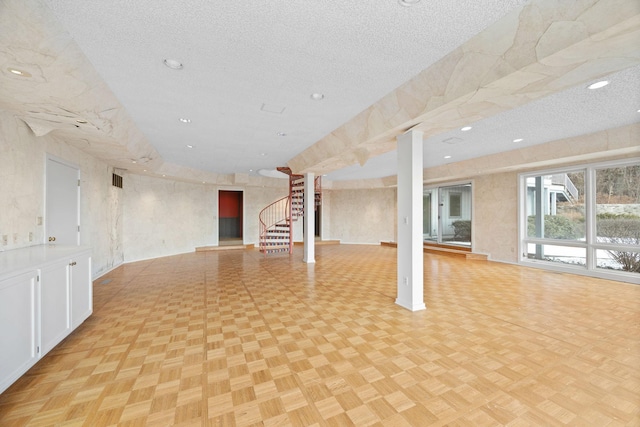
[
  {"left": 260, "top": 171, "right": 323, "bottom": 257},
  {"left": 258, "top": 196, "right": 290, "bottom": 255}
]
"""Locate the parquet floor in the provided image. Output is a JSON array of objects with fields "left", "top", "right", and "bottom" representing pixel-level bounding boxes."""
[{"left": 1, "top": 245, "right": 639, "bottom": 426}]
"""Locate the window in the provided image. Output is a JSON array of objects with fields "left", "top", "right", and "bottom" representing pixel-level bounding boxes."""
[
  {"left": 449, "top": 193, "right": 461, "bottom": 217},
  {"left": 520, "top": 159, "right": 639, "bottom": 283},
  {"left": 525, "top": 173, "right": 585, "bottom": 242},
  {"left": 595, "top": 164, "right": 640, "bottom": 274}
]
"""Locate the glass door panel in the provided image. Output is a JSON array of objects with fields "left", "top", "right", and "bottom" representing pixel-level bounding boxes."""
[
  {"left": 423, "top": 189, "right": 437, "bottom": 242},
  {"left": 441, "top": 184, "right": 472, "bottom": 247},
  {"left": 423, "top": 184, "right": 472, "bottom": 248}
]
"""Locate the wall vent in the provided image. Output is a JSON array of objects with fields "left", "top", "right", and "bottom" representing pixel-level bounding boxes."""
[{"left": 112, "top": 173, "right": 123, "bottom": 188}]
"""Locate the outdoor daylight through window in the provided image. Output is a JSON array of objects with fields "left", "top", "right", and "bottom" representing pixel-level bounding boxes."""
[{"left": 520, "top": 160, "right": 640, "bottom": 282}]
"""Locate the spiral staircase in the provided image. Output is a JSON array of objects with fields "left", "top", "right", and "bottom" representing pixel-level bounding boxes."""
[{"left": 259, "top": 168, "right": 321, "bottom": 256}]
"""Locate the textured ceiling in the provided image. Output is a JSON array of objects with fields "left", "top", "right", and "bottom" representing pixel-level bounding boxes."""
[
  {"left": 327, "top": 64, "right": 640, "bottom": 181},
  {"left": 39, "top": 0, "right": 528, "bottom": 176},
  {"left": 1, "top": 0, "right": 639, "bottom": 184}
]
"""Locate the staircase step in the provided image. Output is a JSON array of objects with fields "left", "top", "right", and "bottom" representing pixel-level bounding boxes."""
[
  {"left": 260, "top": 243, "right": 290, "bottom": 251},
  {"left": 380, "top": 241, "right": 488, "bottom": 260},
  {"left": 260, "top": 248, "right": 290, "bottom": 254},
  {"left": 260, "top": 170, "right": 322, "bottom": 257}
]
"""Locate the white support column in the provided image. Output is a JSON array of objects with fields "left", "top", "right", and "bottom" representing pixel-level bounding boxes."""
[
  {"left": 303, "top": 172, "right": 315, "bottom": 263},
  {"left": 396, "top": 130, "right": 426, "bottom": 311}
]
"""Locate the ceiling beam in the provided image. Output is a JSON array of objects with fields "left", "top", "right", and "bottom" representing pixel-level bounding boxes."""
[{"left": 287, "top": 0, "right": 640, "bottom": 175}]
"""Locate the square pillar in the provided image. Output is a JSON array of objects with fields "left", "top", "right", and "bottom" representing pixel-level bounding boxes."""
[
  {"left": 396, "top": 130, "right": 426, "bottom": 311},
  {"left": 303, "top": 172, "right": 315, "bottom": 263}
]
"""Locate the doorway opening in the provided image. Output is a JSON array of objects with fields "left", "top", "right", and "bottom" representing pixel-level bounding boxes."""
[
  {"left": 423, "top": 183, "right": 472, "bottom": 249},
  {"left": 314, "top": 204, "right": 321, "bottom": 238},
  {"left": 46, "top": 155, "right": 80, "bottom": 246},
  {"left": 218, "top": 190, "right": 243, "bottom": 245}
]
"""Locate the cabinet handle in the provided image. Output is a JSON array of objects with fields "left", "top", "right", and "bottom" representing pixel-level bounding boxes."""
[{"left": 70, "top": 261, "right": 77, "bottom": 266}]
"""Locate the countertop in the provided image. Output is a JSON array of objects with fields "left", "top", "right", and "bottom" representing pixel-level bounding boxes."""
[{"left": 0, "top": 245, "right": 91, "bottom": 281}]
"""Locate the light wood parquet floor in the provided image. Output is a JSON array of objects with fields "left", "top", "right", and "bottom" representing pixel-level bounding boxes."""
[{"left": 0, "top": 245, "right": 639, "bottom": 426}]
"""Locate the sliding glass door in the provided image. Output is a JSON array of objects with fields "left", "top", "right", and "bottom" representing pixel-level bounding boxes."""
[
  {"left": 423, "top": 183, "right": 472, "bottom": 248},
  {"left": 423, "top": 189, "right": 437, "bottom": 242}
]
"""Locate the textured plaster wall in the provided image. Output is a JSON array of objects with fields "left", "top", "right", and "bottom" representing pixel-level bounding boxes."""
[
  {"left": 473, "top": 172, "right": 519, "bottom": 263},
  {"left": 0, "top": 113, "right": 43, "bottom": 250},
  {"left": 0, "top": 111, "right": 123, "bottom": 277},
  {"left": 244, "top": 186, "right": 289, "bottom": 246},
  {"left": 122, "top": 175, "right": 214, "bottom": 262},
  {"left": 328, "top": 188, "right": 396, "bottom": 244},
  {"left": 122, "top": 176, "right": 288, "bottom": 262},
  {"left": 321, "top": 191, "right": 331, "bottom": 240}
]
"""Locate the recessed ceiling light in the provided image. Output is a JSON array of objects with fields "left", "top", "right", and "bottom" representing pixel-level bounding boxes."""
[
  {"left": 310, "top": 93, "right": 324, "bottom": 101},
  {"left": 513, "top": 138, "right": 524, "bottom": 143},
  {"left": 398, "top": 0, "right": 420, "bottom": 6},
  {"left": 186, "top": 144, "right": 194, "bottom": 149},
  {"left": 587, "top": 80, "right": 609, "bottom": 90},
  {"left": 162, "top": 174, "right": 166, "bottom": 177},
  {"left": 132, "top": 160, "right": 137, "bottom": 164},
  {"left": 163, "top": 59, "right": 183, "bottom": 70},
  {"left": 8, "top": 68, "right": 31, "bottom": 77},
  {"left": 444, "top": 155, "right": 452, "bottom": 159},
  {"left": 261, "top": 153, "right": 267, "bottom": 156},
  {"left": 179, "top": 118, "right": 191, "bottom": 123},
  {"left": 461, "top": 126, "right": 472, "bottom": 131},
  {"left": 143, "top": 169, "right": 147, "bottom": 172}
]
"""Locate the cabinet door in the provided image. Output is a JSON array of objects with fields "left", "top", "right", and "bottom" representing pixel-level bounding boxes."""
[
  {"left": 70, "top": 253, "right": 92, "bottom": 329},
  {"left": 0, "top": 271, "right": 38, "bottom": 394},
  {"left": 40, "top": 261, "right": 70, "bottom": 356}
]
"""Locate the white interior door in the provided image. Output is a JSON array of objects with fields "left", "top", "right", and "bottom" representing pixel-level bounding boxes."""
[{"left": 46, "top": 156, "right": 80, "bottom": 246}]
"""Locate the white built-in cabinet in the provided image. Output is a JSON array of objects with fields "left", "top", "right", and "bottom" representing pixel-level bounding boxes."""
[
  {"left": 0, "top": 246, "right": 92, "bottom": 394},
  {"left": 0, "top": 270, "right": 38, "bottom": 395}
]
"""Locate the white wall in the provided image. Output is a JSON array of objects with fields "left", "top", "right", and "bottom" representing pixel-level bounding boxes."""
[
  {"left": 0, "top": 112, "right": 123, "bottom": 278},
  {"left": 0, "top": 115, "right": 304, "bottom": 269},
  {"left": 327, "top": 188, "right": 396, "bottom": 244},
  {"left": 10, "top": 102, "right": 628, "bottom": 272},
  {"left": 0, "top": 113, "right": 43, "bottom": 250},
  {"left": 122, "top": 174, "right": 214, "bottom": 262},
  {"left": 473, "top": 172, "right": 519, "bottom": 262},
  {"left": 245, "top": 185, "right": 290, "bottom": 245},
  {"left": 121, "top": 175, "right": 289, "bottom": 262}
]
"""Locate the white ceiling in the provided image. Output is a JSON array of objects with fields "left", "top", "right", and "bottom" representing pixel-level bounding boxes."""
[
  {"left": 3, "top": 0, "right": 639, "bottom": 182},
  {"left": 326, "top": 65, "right": 640, "bottom": 180},
  {"left": 39, "top": 0, "right": 529, "bottom": 176}
]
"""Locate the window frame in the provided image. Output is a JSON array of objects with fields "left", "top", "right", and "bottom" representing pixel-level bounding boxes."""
[{"left": 518, "top": 157, "right": 640, "bottom": 285}]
